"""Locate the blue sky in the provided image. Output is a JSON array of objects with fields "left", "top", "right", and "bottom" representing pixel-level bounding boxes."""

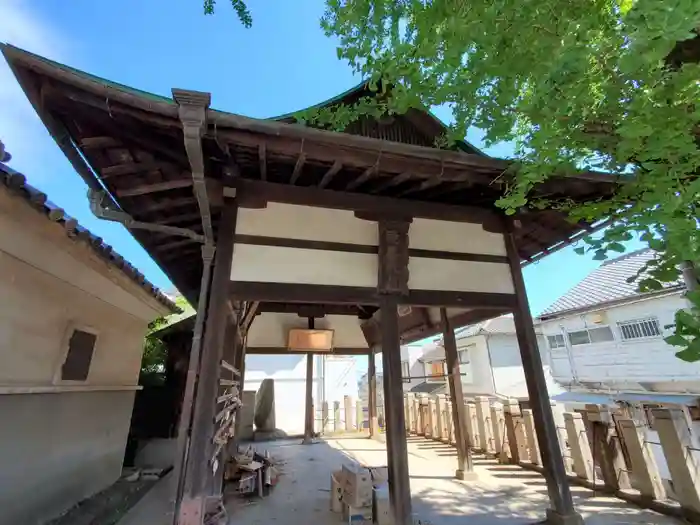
[{"left": 0, "top": 0, "right": 641, "bottom": 318}]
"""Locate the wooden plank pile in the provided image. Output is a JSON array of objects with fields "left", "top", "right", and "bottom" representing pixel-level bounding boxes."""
[{"left": 224, "top": 445, "right": 279, "bottom": 498}]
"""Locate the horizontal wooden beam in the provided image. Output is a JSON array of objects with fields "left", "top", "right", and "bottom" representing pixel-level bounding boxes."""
[
  {"left": 229, "top": 281, "right": 517, "bottom": 309},
  {"left": 231, "top": 178, "right": 499, "bottom": 226},
  {"left": 256, "top": 302, "right": 363, "bottom": 317},
  {"left": 116, "top": 178, "right": 193, "bottom": 197},
  {"left": 101, "top": 161, "right": 170, "bottom": 178},
  {"left": 245, "top": 346, "right": 370, "bottom": 356}
]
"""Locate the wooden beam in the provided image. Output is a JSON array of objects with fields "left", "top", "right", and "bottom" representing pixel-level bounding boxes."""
[
  {"left": 371, "top": 172, "right": 412, "bottom": 193},
  {"left": 136, "top": 196, "right": 197, "bottom": 215},
  {"left": 345, "top": 165, "right": 376, "bottom": 191},
  {"left": 303, "top": 317, "right": 315, "bottom": 444},
  {"left": 101, "top": 161, "right": 168, "bottom": 178},
  {"left": 155, "top": 212, "right": 202, "bottom": 226},
  {"left": 153, "top": 237, "right": 198, "bottom": 253},
  {"left": 258, "top": 143, "right": 267, "bottom": 181},
  {"left": 395, "top": 178, "right": 442, "bottom": 197},
  {"left": 290, "top": 152, "right": 307, "bottom": 185},
  {"left": 115, "top": 178, "right": 193, "bottom": 197},
  {"left": 318, "top": 160, "right": 342, "bottom": 189},
  {"left": 241, "top": 300, "right": 260, "bottom": 330},
  {"left": 256, "top": 302, "right": 361, "bottom": 316},
  {"left": 232, "top": 178, "right": 500, "bottom": 226},
  {"left": 80, "top": 136, "right": 121, "bottom": 149},
  {"left": 245, "top": 346, "right": 370, "bottom": 356}
]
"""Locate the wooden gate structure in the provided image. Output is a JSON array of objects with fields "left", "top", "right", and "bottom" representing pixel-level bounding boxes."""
[{"left": 3, "top": 44, "right": 622, "bottom": 525}]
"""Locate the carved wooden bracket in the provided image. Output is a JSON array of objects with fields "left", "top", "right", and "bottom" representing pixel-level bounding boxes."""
[{"left": 378, "top": 220, "right": 410, "bottom": 295}]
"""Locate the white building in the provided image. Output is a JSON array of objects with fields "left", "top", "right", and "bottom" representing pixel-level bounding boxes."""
[
  {"left": 400, "top": 315, "right": 561, "bottom": 400},
  {"left": 538, "top": 249, "right": 700, "bottom": 403}
]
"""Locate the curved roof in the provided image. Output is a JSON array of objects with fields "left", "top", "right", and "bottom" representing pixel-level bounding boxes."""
[{"left": 1, "top": 44, "right": 621, "bottom": 304}]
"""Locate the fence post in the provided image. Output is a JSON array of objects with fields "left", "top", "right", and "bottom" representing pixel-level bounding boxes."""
[
  {"left": 551, "top": 401, "right": 573, "bottom": 474},
  {"left": 616, "top": 417, "right": 666, "bottom": 501},
  {"left": 522, "top": 408, "right": 541, "bottom": 466},
  {"left": 344, "top": 396, "right": 353, "bottom": 432},
  {"left": 333, "top": 401, "right": 341, "bottom": 432},
  {"left": 356, "top": 400, "right": 364, "bottom": 432},
  {"left": 490, "top": 402, "right": 507, "bottom": 464},
  {"left": 474, "top": 396, "right": 492, "bottom": 453},
  {"left": 465, "top": 400, "right": 479, "bottom": 451},
  {"left": 321, "top": 401, "right": 329, "bottom": 435},
  {"left": 585, "top": 404, "right": 631, "bottom": 491},
  {"left": 564, "top": 412, "right": 595, "bottom": 481},
  {"left": 651, "top": 408, "right": 700, "bottom": 515},
  {"left": 434, "top": 395, "right": 444, "bottom": 441}
]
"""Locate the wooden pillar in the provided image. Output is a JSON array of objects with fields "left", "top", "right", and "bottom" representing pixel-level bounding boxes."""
[
  {"left": 522, "top": 409, "right": 541, "bottom": 466},
  {"left": 428, "top": 396, "right": 438, "bottom": 438},
  {"left": 405, "top": 393, "right": 414, "bottom": 434},
  {"left": 303, "top": 318, "right": 315, "bottom": 444},
  {"left": 178, "top": 201, "right": 237, "bottom": 524},
  {"left": 441, "top": 308, "right": 474, "bottom": 478},
  {"left": 564, "top": 412, "right": 595, "bottom": 481},
  {"left": 505, "top": 224, "right": 581, "bottom": 524},
  {"left": 616, "top": 418, "right": 666, "bottom": 501},
  {"left": 368, "top": 351, "right": 379, "bottom": 437},
  {"left": 377, "top": 218, "right": 412, "bottom": 525},
  {"left": 586, "top": 405, "right": 631, "bottom": 491},
  {"left": 474, "top": 396, "right": 492, "bottom": 452},
  {"left": 446, "top": 400, "right": 455, "bottom": 445},
  {"left": 651, "top": 408, "right": 700, "bottom": 515}
]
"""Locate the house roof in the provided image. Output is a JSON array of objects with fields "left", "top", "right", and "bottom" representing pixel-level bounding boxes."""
[
  {"left": 419, "top": 346, "right": 446, "bottom": 363},
  {"left": 454, "top": 314, "right": 518, "bottom": 338},
  {"left": 1, "top": 44, "right": 623, "bottom": 303},
  {"left": 538, "top": 248, "right": 684, "bottom": 319},
  {"left": 0, "top": 160, "right": 179, "bottom": 313}
]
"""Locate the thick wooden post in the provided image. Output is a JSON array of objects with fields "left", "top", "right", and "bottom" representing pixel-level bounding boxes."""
[
  {"left": 344, "top": 395, "right": 353, "bottom": 432},
  {"left": 321, "top": 401, "right": 329, "bottom": 434},
  {"left": 368, "top": 351, "right": 379, "bottom": 437},
  {"left": 434, "top": 394, "right": 444, "bottom": 441},
  {"left": 441, "top": 307, "right": 474, "bottom": 478},
  {"left": 334, "top": 401, "right": 341, "bottom": 431},
  {"left": 490, "top": 402, "right": 508, "bottom": 463},
  {"left": 303, "top": 318, "right": 315, "bottom": 444},
  {"left": 505, "top": 224, "right": 582, "bottom": 525},
  {"left": 465, "top": 401, "right": 479, "bottom": 451},
  {"left": 377, "top": 219, "right": 412, "bottom": 525},
  {"left": 178, "top": 201, "right": 237, "bottom": 524},
  {"left": 474, "top": 396, "right": 492, "bottom": 452}
]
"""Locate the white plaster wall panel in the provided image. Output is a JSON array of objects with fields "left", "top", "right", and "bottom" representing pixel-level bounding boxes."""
[
  {"left": 231, "top": 245, "right": 377, "bottom": 287},
  {"left": 0, "top": 250, "right": 149, "bottom": 386},
  {"left": 236, "top": 203, "right": 378, "bottom": 245},
  {"left": 408, "top": 258, "right": 515, "bottom": 294},
  {"left": 540, "top": 293, "right": 700, "bottom": 386},
  {"left": 247, "top": 313, "right": 369, "bottom": 348},
  {"left": 409, "top": 218, "right": 507, "bottom": 256},
  {"left": 0, "top": 198, "right": 165, "bottom": 321}
]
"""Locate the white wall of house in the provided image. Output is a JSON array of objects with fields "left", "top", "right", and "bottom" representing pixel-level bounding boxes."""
[
  {"left": 0, "top": 189, "right": 168, "bottom": 525},
  {"left": 540, "top": 292, "right": 700, "bottom": 392},
  {"left": 404, "top": 317, "right": 558, "bottom": 400}
]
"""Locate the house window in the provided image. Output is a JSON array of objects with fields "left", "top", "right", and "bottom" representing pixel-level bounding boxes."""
[
  {"left": 567, "top": 326, "right": 614, "bottom": 346},
  {"left": 618, "top": 317, "right": 661, "bottom": 340},
  {"left": 61, "top": 329, "right": 97, "bottom": 381},
  {"left": 401, "top": 361, "right": 411, "bottom": 383},
  {"left": 458, "top": 349, "right": 470, "bottom": 364},
  {"left": 547, "top": 334, "right": 566, "bottom": 349}
]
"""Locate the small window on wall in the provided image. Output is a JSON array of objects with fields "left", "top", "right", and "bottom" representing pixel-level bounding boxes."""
[
  {"left": 61, "top": 329, "right": 97, "bottom": 381},
  {"left": 618, "top": 317, "right": 661, "bottom": 340},
  {"left": 547, "top": 334, "right": 566, "bottom": 349},
  {"left": 458, "top": 349, "right": 470, "bottom": 364},
  {"left": 401, "top": 361, "right": 411, "bottom": 383},
  {"left": 430, "top": 360, "right": 446, "bottom": 379},
  {"left": 567, "top": 326, "right": 614, "bottom": 346}
]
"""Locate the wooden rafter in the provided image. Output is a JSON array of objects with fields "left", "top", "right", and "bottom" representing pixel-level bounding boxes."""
[
  {"left": 395, "top": 178, "right": 442, "bottom": 197},
  {"left": 289, "top": 152, "right": 307, "bottom": 185},
  {"left": 318, "top": 160, "right": 342, "bottom": 189},
  {"left": 345, "top": 165, "right": 377, "bottom": 191},
  {"left": 80, "top": 136, "right": 121, "bottom": 149},
  {"left": 155, "top": 212, "right": 203, "bottom": 225},
  {"left": 101, "top": 161, "right": 168, "bottom": 178},
  {"left": 258, "top": 143, "right": 267, "bottom": 181},
  {"left": 154, "top": 237, "right": 198, "bottom": 253},
  {"left": 371, "top": 172, "right": 412, "bottom": 193},
  {"left": 137, "top": 196, "right": 197, "bottom": 215},
  {"left": 116, "top": 178, "right": 193, "bottom": 198}
]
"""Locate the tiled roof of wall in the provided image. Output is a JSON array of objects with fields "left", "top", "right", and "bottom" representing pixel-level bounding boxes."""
[{"left": 0, "top": 161, "right": 179, "bottom": 313}]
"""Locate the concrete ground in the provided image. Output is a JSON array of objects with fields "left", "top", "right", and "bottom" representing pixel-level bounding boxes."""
[{"left": 118, "top": 434, "right": 681, "bottom": 525}]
